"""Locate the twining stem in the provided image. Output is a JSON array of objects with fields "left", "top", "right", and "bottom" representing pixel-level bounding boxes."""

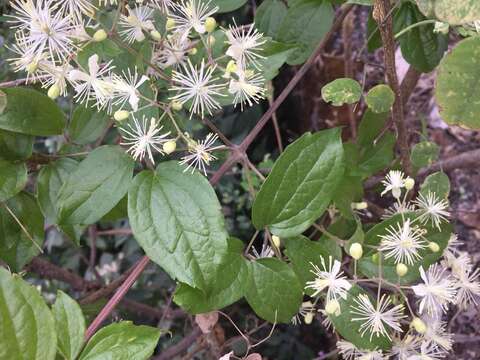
[
  {"left": 373, "top": 0, "right": 412, "bottom": 175},
  {"left": 394, "top": 19, "right": 437, "bottom": 40},
  {"left": 84, "top": 255, "right": 150, "bottom": 341}
]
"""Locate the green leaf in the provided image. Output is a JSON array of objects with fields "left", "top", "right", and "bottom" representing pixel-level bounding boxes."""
[
  {"left": 419, "top": 172, "right": 450, "bottom": 199},
  {"left": 0, "top": 160, "right": 27, "bottom": 202},
  {"left": 212, "top": 0, "right": 247, "bottom": 13},
  {"left": 356, "top": 133, "right": 395, "bottom": 177},
  {"left": 416, "top": 0, "right": 480, "bottom": 25},
  {"left": 53, "top": 291, "right": 86, "bottom": 360},
  {"left": 0, "top": 192, "right": 44, "bottom": 271},
  {"left": 78, "top": 322, "right": 160, "bottom": 360},
  {"left": 252, "top": 129, "right": 344, "bottom": 237},
  {"left": 411, "top": 141, "right": 439, "bottom": 169},
  {"left": 128, "top": 161, "right": 229, "bottom": 292},
  {"left": 37, "top": 158, "right": 79, "bottom": 223},
  {"left": 365, "top": 85, "right": 395, "bottom": 114},
  {"left": 57, "top": 146, "right": 134, "bottom": 225},
  {"left": 357, "top": 110, "right": 389, "bottom": 148},
  {"left": 0, "top": 129, "right": 34, "bottom": 161},
  {"left": 68, "top": 106, "right": 110, "bottom": 145},
  {"left": 277, "top": 0, "right": 334, "bottom": 65},
  {"left": 358, "top": 213, "right": 451, "bottom": 284},
  {"left": 0, "top": 88, "right": 65, "bottom": 136},
  {"left": 394, "top": 2, "right": 448, "bottom": 72},
  {"left": 328, "top": 285, "right": 391, "bottom": 351},
  {"left": 0, "top": 267, "right": 57, "bottom": 360},
  {"left": 283, "top": 235, "right": 338, "bottom": 294},
  {"left": 173, "top": 238, "right": 249, "bottom": 313},
  {"left": 435, "top": 37, "right": 480, "bottom": 129},
  {"left": 257, "top": 41, "right": 297, "bottom": 81},
  {"left": 254, "top": 0, "right": 288, "bottom": 37},
  {"left": 322, "top": 78, "right": 362, "bottom": 106},
  {"left": 245, "top": 257, "right": 303, "bottom": 323}
]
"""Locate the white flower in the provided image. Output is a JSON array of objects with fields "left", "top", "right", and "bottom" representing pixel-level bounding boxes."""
[
  {"left": 225, "top": 21, "right": 266, "bottom": 69},
  {"left": 414, "top": 192, "right": 450, "bottom": 230},
  {"left": 119, "top": 5, "right": 155, "bottom": 43},
  {"left": 169, "top": 0, "right": 218, "bottom": 35},
  {"left": 111, "top": 67, "right": 149, "bottom": 111},
  {"left": 337, "top": 340, "right": 359, "bottom": 360},
  {"left": 170, "top": 60, "right": 225, "bottom": 118},
  {"left": 57, "top": 0, "right": 96, "bottom": 22},
  {"left": 453, "top": 265, "right": 480, "bottom": 309},
  {"left": 443, "top": 250, "right": 472, "bottom": 279},
  {"left": 68, "top": 54, "right": 115, "bottom": 109},
  {"left": 382, "top": 201, "right": 416, "bottom": 219},
  {"left": 389, "top": 335, "right": 422, "bottom": 360},
  {"left": 7, "top": 31, "right": 50, "bottom": 82},
  {"left": 379, "top": 219, "right": 427, "bottom": 265},
  {"left": 351, "top": 294, "right": 405, "bottom": 341},
  {"left": 381, "top": 170, "right": 406, "bottom": 198},
  {"left": 412, "top": 264, "right": 457, "bottom": 316},
  {"left": 39, "top": 62, "right": 72, "bottom": 96},
  {"left": 9, "top": 0, "right": 75, "bottom": 61},
  {"left": 305, "top": 256, "right": 351, "bottom": 301},
  {"left": 251, "top": 243, "right": 274, "bottom": 259},
  {"left": 291, "top": 301, "right": 315, "bottom": 326},
  {"left": 152, "top": 33, "right": 190, "bottom": 69},
  {"left": 442, "top": 233, "right": 463, "bottom": 258},
  {"left": 228, "top": 69, "right": 266, "bottom": 110},
  {"left": 421, "top": 317, "right": 453, "bottom": 351},
  {"left": 179, "top": 133, "right": 223, "bottom": 175},
  {"left": 408, "top": 342, "right": 446, "bottom": 360},
  {"left": 152, "top": 0, "right": 174, "bottom": 13},
  {"left": 119, "top": 116, "right": 171, "bottom": 163}
]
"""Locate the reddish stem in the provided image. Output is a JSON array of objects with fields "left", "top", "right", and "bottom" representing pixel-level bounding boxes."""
[{"left": 84, "top": 256, "right": 150, "bottom": 341}]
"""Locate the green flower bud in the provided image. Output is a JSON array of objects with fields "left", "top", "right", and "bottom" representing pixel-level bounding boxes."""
[
  {"left": 93, "top": 29, "right": 108, "bottom": 42},
  {"left": 114, "top": 110, "right": 130, "bottom": 121},
  {"left": 350, "top": 243, "right": 363, "bottom": 260},
  {"left": 163, "top": 140, "right": 177, "bottom": 154},
  {"left": 205, "top": 17, "right": 217, "bottom": 33}
]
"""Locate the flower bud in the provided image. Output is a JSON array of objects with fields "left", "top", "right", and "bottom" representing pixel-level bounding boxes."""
[
  {"left": 150, "top": 30, "right": 161, "bottom": 41},
  {"left": 304, "top": 312, "right": 314, "bottom": 325},
  {"left": 47, "top": 84, "right": 60, "bottom": 99},
  {"left": 93, "top": 29, "right": 108, "bottom": 42},
  {"left": 372, "top": 252, "right": 380, "bottom": 264},
  {"left": 411, "top": 317, "right": 427, "bottom": 334},
  {"left": 225, "top": 60, "right": 237, "bottom": 74},
  {"left": 171, "top": 100, "right": 183, "bottom": 111},
  {"left": 404, "top": 177, "right": 415, "bottom": 190},
  {"left": 188, "top": 47, "right": 198, "bottom": 55},
  {"left": 325, "top": 299, "right": 340, "bottom": 315},
  {"left": 205, "top": 17, "right": 217, "bottom": 33},
  {"left": 26, "top": 62, "right": 38, "bottom": 74},
  {"left": 350, "top": 243, "right": 363, "bottom": 260},
  {"left": 166, "top": 18, "right": 176, "bottom": 31},
  {"left": 114, "top": 110, "right": 130, "bottom": 121},
  {"left": 353, "top": 201, "right": 368, "bottom": 210},
  {"left": 396, "top": 263, "right": 408, "bottom": 277},
  {"left": 428, "top": 242, "right": 440, "bottom": 253},
  {"left": 163, "top": 140, "right": 177, "bottom": 154},
  {"left": 272, "top": 235, "right": 281, "bottom": 248}
]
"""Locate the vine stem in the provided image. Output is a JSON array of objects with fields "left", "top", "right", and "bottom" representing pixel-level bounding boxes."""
[
  {"left": 210, "top": 4, "right": 354, "bottom": 184},
  {"left": 373, "top": 0, "right": 412, "bottom": 175},
  {"left": 84, "top": 255, "right": 150, "bottom": 341}
]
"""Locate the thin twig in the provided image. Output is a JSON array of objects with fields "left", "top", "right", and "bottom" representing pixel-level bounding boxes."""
[
  {"left": 373, "top": 0, "right": 412, "bottom": 174},
  {"left": 85, "top": 255, "right": 151, "bottom": 340}
]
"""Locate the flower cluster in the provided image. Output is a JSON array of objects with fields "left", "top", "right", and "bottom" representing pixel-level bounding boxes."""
[
  {"left": 293, "top": 170, "right": 480, "bottom": 359},
  {"left": 6, "top": 0, "right": 268, "bottom": 175}
]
